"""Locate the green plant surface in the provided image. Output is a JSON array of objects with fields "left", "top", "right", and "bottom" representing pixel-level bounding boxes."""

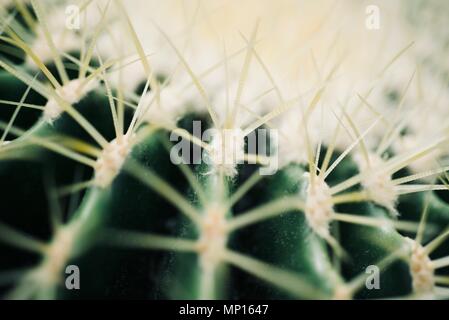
[{"left": 1, "top": 0, "right": 449, "bottom": 300}]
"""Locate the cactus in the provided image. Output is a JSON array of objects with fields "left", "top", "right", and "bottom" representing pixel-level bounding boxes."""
[{"left": 1, "top": 0, "right": 449, "bottom": 300}]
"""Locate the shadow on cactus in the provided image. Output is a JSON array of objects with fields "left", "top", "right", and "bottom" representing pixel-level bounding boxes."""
[{"left": 1, "top": 0, "right": 449, "bottom": 300}]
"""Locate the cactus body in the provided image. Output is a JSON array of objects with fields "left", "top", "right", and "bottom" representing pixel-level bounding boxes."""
[{"left": 1, "top": 0, "right": 449, "bottom": 300}]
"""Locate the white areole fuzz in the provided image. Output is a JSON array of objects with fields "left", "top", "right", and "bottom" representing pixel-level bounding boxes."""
[
  {"left": 94, "top": 135, "right": 134, "bottom": 188},
  {"left": 208, "top": 129, "right": 245, "bottom": 177},
  {"left": 355, "top": 153, "right": 398, "bottom": 217},
  {"left": 27, "top": 31, "right": 79, "bottom": 67},
  {"left": 406, "top": 238, "right": 435, "bottom": 295},
  {"left": 304, "top": 175, "right": 334, "bottom": 239},
  {"left": 30, "top": 223, "right": 80, "bottom": 287},
  {"left": 141, "top": 86, "right": 197, "bottom": 127},
  {"left": 44, "top": 79, "right": 98, "bottom": 122},
  {"left": 197, "top": 204, "right": 228, "bottom": 272}
]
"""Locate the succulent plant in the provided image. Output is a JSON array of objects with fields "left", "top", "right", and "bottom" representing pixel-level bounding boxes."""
[{"left": 1, "top": 0, "right": 449, "bottom": 300}]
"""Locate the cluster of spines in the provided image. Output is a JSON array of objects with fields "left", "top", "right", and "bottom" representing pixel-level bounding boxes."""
[{"left": 0, "top": 0, "right": 448, "bottom": 300}]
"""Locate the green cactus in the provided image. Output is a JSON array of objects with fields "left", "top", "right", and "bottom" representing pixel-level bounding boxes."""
[{"left": 1, "top": 0, "right": 449, "bottom": 300}]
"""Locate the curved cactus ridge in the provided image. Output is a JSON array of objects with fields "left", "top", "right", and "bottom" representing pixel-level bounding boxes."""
[{"left": 1, "top": 0, "right": 449, "bottom": 300}]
